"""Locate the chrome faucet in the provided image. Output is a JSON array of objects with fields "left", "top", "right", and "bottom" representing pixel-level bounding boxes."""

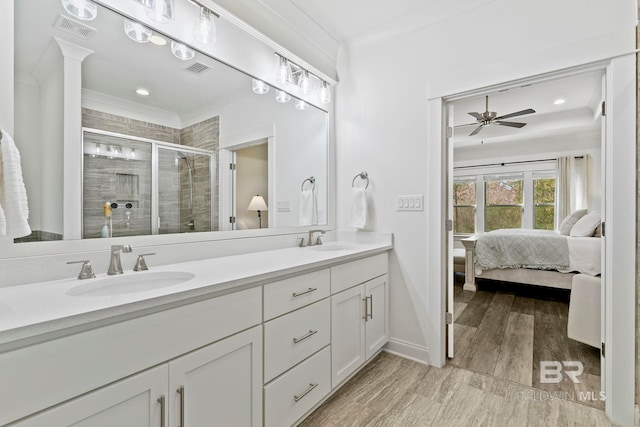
[
  {"left": 307, "top": 229, "right": 326, "bottom": 246},
  {"left": 107, "top": 244, "right": 132, "bottom": 275}
]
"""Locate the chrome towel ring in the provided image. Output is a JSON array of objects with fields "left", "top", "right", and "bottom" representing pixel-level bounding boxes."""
[
  {"left": 352, "top": 171, "right": 369, "bottom": 189},
  {"left": 301, "top": 176, "right": 316, "bottom": 191}
]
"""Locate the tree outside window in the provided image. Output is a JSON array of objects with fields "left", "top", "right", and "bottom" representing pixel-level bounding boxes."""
[
  {"left": 453, "top": 179, "right": 475, "bottom": 234},
  {"left": 485, "top": 177, "right": 523, "bottom": 231},
  {"left": 534, "top": 176, "right": 556, "bottom": 230}
]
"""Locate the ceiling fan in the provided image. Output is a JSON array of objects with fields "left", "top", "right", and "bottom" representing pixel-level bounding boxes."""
[{"left": 459, "top": 95, "right": 536, "bottom": 136}]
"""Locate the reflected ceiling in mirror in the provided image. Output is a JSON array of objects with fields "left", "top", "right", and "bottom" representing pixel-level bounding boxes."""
[{"left": 14, "top": 0, "right": 328, "bottom": 243}]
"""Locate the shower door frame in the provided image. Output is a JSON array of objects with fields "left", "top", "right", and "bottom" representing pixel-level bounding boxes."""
[{"left": 81, "top": 128, "right": 216, "bottom": 237}]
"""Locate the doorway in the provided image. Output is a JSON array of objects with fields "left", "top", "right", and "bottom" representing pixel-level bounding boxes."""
[{"left": 444, "top": 69, "right": 605, "bottom": 409}]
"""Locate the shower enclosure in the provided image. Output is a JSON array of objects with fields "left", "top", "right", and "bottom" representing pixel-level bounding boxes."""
[{"left": 82, "top": 128, "right": 215, "bottom": 238}]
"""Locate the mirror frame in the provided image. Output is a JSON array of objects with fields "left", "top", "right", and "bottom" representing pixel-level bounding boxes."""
[{"left": 0, "top": 0, "right": 336, "bottom": 259}]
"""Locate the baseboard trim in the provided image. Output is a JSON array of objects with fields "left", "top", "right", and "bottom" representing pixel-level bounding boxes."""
[{"left": 384, "top": 338, "right": 430, "bottom": 365}]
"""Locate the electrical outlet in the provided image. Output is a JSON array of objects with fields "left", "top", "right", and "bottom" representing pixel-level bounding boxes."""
[{"left": 397, "top": 195, "right": 424, "bottom": 211}]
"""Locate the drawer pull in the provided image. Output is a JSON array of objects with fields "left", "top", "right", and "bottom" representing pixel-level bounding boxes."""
[
  {"left": 294, "top": 382, "right": 318, "bottom": 402},
  {"left": 177, "top": 386, "right": 185, "bottom": 427},
  {"left": 292, "top": 287, "right": 317, "bottom": 297},
  {"left": 368, "top": 295, "right": 374, "bottom": 320},
  {"left": 157, "top": 395, "right": 166, "bottom": 427},
  {"left": 293, "top": 329, "right": 318, "bottom": 344}
]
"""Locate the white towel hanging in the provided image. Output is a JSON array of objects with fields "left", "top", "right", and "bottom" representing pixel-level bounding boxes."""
[
  {"left": 348, "top": 187, "right": 368, "bottom": 229},
  {"left": 299, "top": 189, "right": 318, "bottom": 226},
  {"left": 0, "top": 129, "right": 31, "bottom": 238}
]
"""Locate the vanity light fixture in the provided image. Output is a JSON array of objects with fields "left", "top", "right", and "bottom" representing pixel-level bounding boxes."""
[
  {"left": 319, "top": 81, "right": 331, "bottom": 104},
  {"left": 297, "top": 70, "right": 311, "bottom": 95},
  {"left": 136, "top": 88, "right": 150, "bottom": 96},
  {"left": 150, "top": 34, "right": 167, "bottom": 46},
  {"left": 275, "top": 90, "right": 291, "bottom": 103},
  {"left": 145, "top": 0, "right": 174, "bottom": 24},
  {"left": 171, "top": 41, "right": 195, "bottom": 60},
  {"left": 252, "top": 79, "right": 270, "bottom": 94},
  {"left": 276, "top": 56, "right": 293, "bottom": 86},
  {"left": 124, "top": 19, "right": 152, "bottom": 43},
  {"left": 295, "top": 100, "right": 309, "bottom": 111},
  {"left": 194, "top": 6, "right": 216, "bottom": 45},
  {"left": 61, "top": 0, "right": 97, "bottom": 21}
]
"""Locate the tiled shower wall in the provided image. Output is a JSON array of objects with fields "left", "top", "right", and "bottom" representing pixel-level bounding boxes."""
[{"left": 81, "top": 109, "right": 219, "bottom": 238}]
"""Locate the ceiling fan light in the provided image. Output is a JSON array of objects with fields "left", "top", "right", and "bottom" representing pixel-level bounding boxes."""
[
  {"left": 171, "top": 41, "right": 195, "bottom": 61},
  {"left": 61, "top": 0, "right": 97, "bottom": 20},
  {"left": 275, "top": 90, "right": 291, "bottom": 103},
  {"left": 145, "top": 0, "right": 174, "bottom": 24},
  {"left": 319, "top": 81, "right": 331, "bottom": 104},
  {"left": 124, "top": 19, "right": 152, "bottom": 43},
  {"left": 194, "top": 7, "right": 216, "bottom": 45}
]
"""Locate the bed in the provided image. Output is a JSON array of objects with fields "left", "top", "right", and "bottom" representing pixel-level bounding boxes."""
[{"left": 460, "top": 229, "right": 601, "bottom": 291}]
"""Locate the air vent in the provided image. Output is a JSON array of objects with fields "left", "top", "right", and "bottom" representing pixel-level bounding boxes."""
[
  {"left": 185, "top": 62, "right": 211, "bottom": 75},
  {"left": 55, "top": 15, "right": 97, "bottom": 40}
]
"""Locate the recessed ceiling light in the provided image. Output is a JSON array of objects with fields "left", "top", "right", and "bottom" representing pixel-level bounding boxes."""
[
  {"left": 136, "top": 88, "right": 150, "bottom": 96},
  {"left": 553, "top": 98, "right": 566, "bottom": 105},
  {"left": 150, "top": 35, "right": 167, "bottom": 46}
]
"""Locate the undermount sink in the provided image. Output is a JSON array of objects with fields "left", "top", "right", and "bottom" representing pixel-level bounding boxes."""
[
  {"left": 310, "top": 245, "right": 356, "bottom": 252},
  {"left": 66, "top": 271, "right": 195, "bottom": 297}
]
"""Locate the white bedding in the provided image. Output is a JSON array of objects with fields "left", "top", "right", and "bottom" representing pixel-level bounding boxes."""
[{"left": 561, "top": 236, "right": 601, "bottom": 276}]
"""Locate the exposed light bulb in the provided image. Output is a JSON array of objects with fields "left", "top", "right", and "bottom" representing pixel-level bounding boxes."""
[
  {"left": 276, "top": 56, "right": 293, "bottom": 85},
  {"left": 61, "top": 0, "right": 97, "bottom": 20},
  {"left": 319, "top": 81, "right": 331, "bottom": 104},
  {"left": 194, "top": 7, "right": 216, "bottom": 45},
  {"left": 145, "top": 0, "right": 174, "bottom": 24},
  {"left": 275, "top": 90, "right": 291, "bottom": 103},
  {"left": 124, "top": 19, "right": 152, "bottom": 43},
  {"left": 297, "top": 70, "right": 311, "bottom": 95},
  {"left": 150, "top": 35, "right": 167, "bottom": 46},
  {"left": 252, "top": 79, "right": 270, "bottom": 95},
  {"left": 295, "top": 100, "right": 309, "bottom": 111},
  {"left": 171, "top": 41, "right": 195, "bottom": 61}
]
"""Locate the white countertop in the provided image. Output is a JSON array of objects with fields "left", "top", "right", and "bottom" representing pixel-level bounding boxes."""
[{"left": 0, "top": 238, "right": 392, "bottom": 351}]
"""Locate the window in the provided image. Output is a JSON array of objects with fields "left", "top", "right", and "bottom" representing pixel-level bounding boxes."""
[
  {"left": 533, "top": 175, "right": 556, "bottom": 230},
  {"left": 484, "top": 175, "right": 523, "bottom": 231},
  {"left": 453, "top": 179, "right": 476, "bottom": 234}
]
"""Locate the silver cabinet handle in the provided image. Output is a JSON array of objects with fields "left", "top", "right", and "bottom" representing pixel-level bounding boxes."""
[
  {"left": 157, "top": 395, "right": 166, "bottom": 427},
  {"left": 294, "top": 383, "right": 318, "bottom": 402},
  {"left": 362, "top": 297, "right": 368, "bottom": 321},
  {"left": 292, "top": 287, "right": 317, "bottom": 297},
  {"left": 368, "top": 295, "right": 373, "bottom": 320},
  {"left": 177, "top": 386, "right": 185, "bottom": 427},
  {"left": 293, "top": 330, "right": 318, "bottom": 344}
]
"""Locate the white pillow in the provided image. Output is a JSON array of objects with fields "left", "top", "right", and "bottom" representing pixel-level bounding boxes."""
[
  {"left": 570, "top": 212, "right": 601, "bottom": 237},
  {"left": 559, "top": 209, "right": 588, "bottom": 235}
]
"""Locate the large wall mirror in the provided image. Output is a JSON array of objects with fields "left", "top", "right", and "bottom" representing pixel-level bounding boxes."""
[{"left": 13, "top": 0, "right": 329, "bottom": 245}]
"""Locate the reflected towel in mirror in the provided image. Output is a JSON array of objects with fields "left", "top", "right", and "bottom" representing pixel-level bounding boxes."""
[
  {"left": 349, "top": 187, "right": 367, "bottom": 229},
  {"left": 0, "top": 130, "right": 31, "bottom": 238},
  {"left": 299, "top": 189, "right": 318, "bottom": 226}
]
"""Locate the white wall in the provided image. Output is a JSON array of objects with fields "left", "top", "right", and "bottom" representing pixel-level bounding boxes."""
[{"left": 335, "top": 0, "right": 635, "bottom": 366}]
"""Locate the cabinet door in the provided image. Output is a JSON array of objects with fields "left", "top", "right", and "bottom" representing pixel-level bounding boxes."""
[
  {"left": 168, "top": 326, "right": 262, "bottom": 427},
  {"left": 14, "top": 365, "right": 167, "bottom": 427},
  {"left": 331, "top": 284, "right": 366, "bottom": 388},
  {"left": 365, "top": 274, "right": 389, "bottom": 360}
]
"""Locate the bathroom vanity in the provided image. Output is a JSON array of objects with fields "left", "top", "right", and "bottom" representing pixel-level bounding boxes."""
[{"left": 0, "top": 240, "right": 391, "bottom": 426}]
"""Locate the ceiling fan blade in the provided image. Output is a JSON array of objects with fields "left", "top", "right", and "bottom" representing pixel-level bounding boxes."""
[
  {"left": 455, "top": 122, "right": 480, "bottom": 128},
  {"left": 468, "top": 112, "right": 483, "bottom": 120},
  {"left": 493, "top": 108, "right": 535, "bottom": 121},
  {"left": 469, "top": 125, "right": 484, "bottom": 136},
  {"left": 495, "top": 121, "right": 527, "bottom": 128}
]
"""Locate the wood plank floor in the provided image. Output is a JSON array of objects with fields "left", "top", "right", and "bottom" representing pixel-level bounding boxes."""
[
  {"left": 300, "top": 352, "right": 614, "bottom": 427},
  {"left": 451, "top": 278, "right": 603, "bottom": 410}
]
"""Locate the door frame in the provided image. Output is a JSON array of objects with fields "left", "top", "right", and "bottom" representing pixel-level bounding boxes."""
[{"left": 430, "top": 57, "right": 636, "bottom": 425}]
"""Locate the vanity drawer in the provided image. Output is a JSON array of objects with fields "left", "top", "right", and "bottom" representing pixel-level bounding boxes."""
[
  {"left": 264, "top": 298, "right": 330, "bottom": 382},
  {"left": 331, "top": 253, "right": 388, "bottom": 294},
  {"left": 263, "top": 269, "right": 330, "bottom": 321},
  {"left": 264, "top": 346, "right": 331, "bottom": 427}
]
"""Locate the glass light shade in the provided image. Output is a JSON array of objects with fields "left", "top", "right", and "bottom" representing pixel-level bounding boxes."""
[
  {"left": 276, "top": 57, "right": 293, "bottom": 85},
  {"left": 295, "top": 100, "right": 309, "bottom": 111},
  {"left": 171, "top": 41, "right": 195, "bottom": 61},
  {"left": 145, "top": 0, "right": 174, "bottom": 24},
  {"left": 124, "top": 19, "right": 152, "bottom": 43},
  {"left": 61, "top": 0, "right": 97, "bottom": 20},
  {"left": 297, "top": 70, "right": 311, "bottom": 95},
  {"left": 194, "top": 7, "right": 216, "bottom": 45},
  {"left": 275, "top": 90, "right": 291, "bottom": 103},
  {"left": 252, "top": 79, "right": 270, "bottom": 95},
  {"left": 247, "top": 195, "right": 268, "bottom": 211},
  {"left": 319, "top": 81, "right": 331, "bottom": 104}
]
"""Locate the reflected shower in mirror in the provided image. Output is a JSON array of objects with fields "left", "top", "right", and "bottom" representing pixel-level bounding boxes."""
[{"left": 13, "top": 0, "right": 328, "bottom": 242}]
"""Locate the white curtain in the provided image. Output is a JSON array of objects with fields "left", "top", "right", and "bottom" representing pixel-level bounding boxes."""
[{"left": 556, "top": 155, "right": 591, "bottom": 228}]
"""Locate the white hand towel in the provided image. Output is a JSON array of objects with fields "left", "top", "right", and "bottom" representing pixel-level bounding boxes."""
[
  {"left": 349, "top": 187, "right": 367, "bottom": 229},
  {"left": 299, "top": 189, "right": 318, "bottom": 226},
  {"left": 0, "top": 130, "right": 31, "bottom": 238}
]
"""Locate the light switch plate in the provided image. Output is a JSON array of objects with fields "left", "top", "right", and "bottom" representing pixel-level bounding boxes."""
[
  {"left": 277, "top": 200, "right": 291, "bottom": 212},
  {"left": 397, "top": 195, "right": 424, "bottom": 211}
]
